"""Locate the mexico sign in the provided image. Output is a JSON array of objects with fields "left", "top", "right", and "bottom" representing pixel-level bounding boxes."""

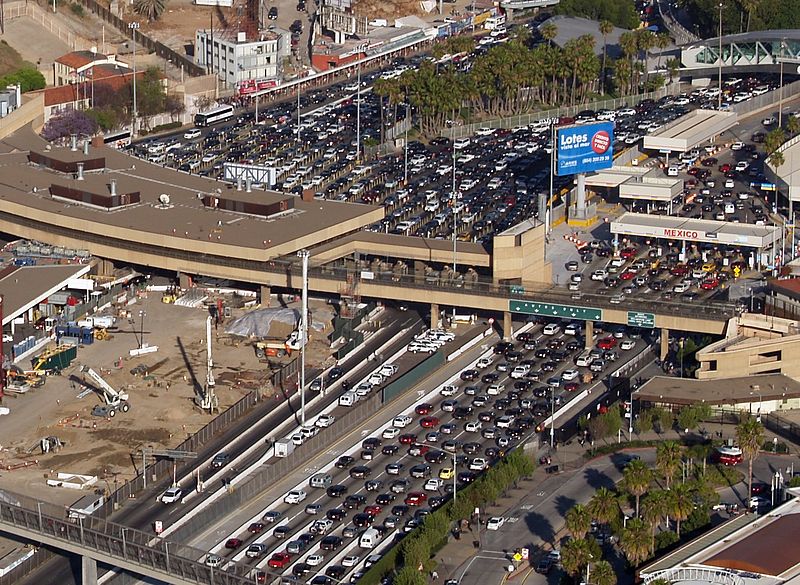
[{"left": 556, "top": 121, "right": 614, "bottom": 176}]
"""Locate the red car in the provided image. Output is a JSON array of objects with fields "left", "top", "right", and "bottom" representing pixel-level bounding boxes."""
[
  {"left": 407, "top": 444, "right": 430, "bottom": 457},
  {"left": 364, "top": 504, "right": 382, "bottom": 516},
  {"left": 563, "top": 382, "right": 580, "bottom": 392},
  {"left": 415, "top": 403, "right": 433, "bottom": 415},
  {"left": 719, "top": 163, "right": 731, "bottom": 172},
  {"left": 399, "top": 433, "right": 418, "bottom": 445},
  {"left": 268, "top": 552, "right": 292, "bottom": 568},
  {"left": 256, "top": 571, "right": 267, "bottom": 584},
  {"left": 619, "top": 270, "right": 636, "bottom": 280},
  {"left": 670, "top": 264, "right": 689, "bottom": 276},
  {"left": 687, "top": 167, "right": 699, "bottom": 176},
  {"left": 597, "top": 337, "right": 617, "bottom": 350},
  {"left": 248, "top": 522, "right": 265, "bottom": 534},
  {"left": 405, "top": 491, "right": 428, "bottom": 506},
  {"left": 420, "top": 416, "right": 440, "bottom": 428},
  {"left": 700, "top": 279, "right": 719, "bottom": 290},
  {"left": 225, "top": 538, "right": 243, "bottom": 549},
  {"left": 620, "top": 247, "right": 637, "bottom": 259}
]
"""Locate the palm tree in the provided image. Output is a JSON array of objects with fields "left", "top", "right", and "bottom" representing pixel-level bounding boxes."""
[
  {"left": 787, "top": 115, "right": 800, "bottom": 138},
  {"left": 619, "top": 32, "right": 638, "bottom": 94},
  {"left": 769, "top": 149, "right": 786, "bottom": 170},
  {"left": 598, "top": 20, "right": 613, "bottom": 91},
  {"left": 540, "top": 22, "right": 558, "bottom": 45},
  {"left": 655, "top": 33, "right": 671, "bottom": 69},
  {"left": 666, "top": 57, "right": 680, "bottom": 83},
  {"left": 641, "top": 490, "right": 669, "bottom": 553},
  {"left": 742, "top": 0, "right": 760, "bottom": 31},
  {"left": 561, "top": 538, "right": 593, "bottom": 578},
  {"left": 736, "top": 417, "right": 765, "bottom": 501},
  {"left": 667, "top": 483, "right": 694, "bottom": 537},
  {"left": 621, "top": 518, "right": 651, "bottom": 566},
  {"left": 656, "top": 441, "right": 682, "bottom": 489},
  {"left": 589, "top": 487, "right": 619, "bottom": 525},
  {"left": 133, "top": 0, "right": 166, "bottom": 21},
  {"left": 623, "top": 459, "right": 652, "bottom": 517},
  {"left": 592, "top": 560, "right": 617, "bottom": 585},
  {"left": 565, "top": 504, "right": 593, "bottom": 540}
]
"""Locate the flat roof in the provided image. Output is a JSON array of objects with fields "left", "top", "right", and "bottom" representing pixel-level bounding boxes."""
[
  {"left": 705, "top": 514, "right": 800, "bottom": 575},
  {"left": 0, "top": 264, "right": 91, "bottom": 325},
  {"left": 769, "top": 135, "right": 800, "bottom": 204},
  {"left": 586, "top": 165, "right": 650, "bottom": 188},
  {"left": 0, "top": 127, "right": 382, "bottom": 261},
  {"left": 634, "top": 373, "right": 800, "bottom": 405},
  {"left": 643, "top": 109, "right": 738, "bottom": 153},
  {"left": 610, "top": 212, "right": 781, "bottom": 248}
]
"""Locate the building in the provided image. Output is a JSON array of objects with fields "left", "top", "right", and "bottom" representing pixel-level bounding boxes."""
[
  {"left": 767, "top": 278, "right": 800, "bottom": 320},
  {"left": 37, "top": 69, "right": 142, "bottom": 123},
  {"left": 52, "top": 51, "right": 130, "bottom": 87},
  {"left": 0, "top": 86, "right": 21, "bottom": 119},
  {"left": 195, "top": 29, "right": 289, "bottom": 90}
]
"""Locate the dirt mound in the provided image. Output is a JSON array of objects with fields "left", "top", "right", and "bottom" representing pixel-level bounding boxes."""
[{"left": 353, "top": 0, "right": 423, "bottom": 18}]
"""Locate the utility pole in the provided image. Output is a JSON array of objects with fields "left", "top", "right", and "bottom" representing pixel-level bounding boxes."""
[
  {"left": 296, "top": 81, "right": 301, "bottom": 143},
  {"left": 778, "top": 37, "right": 785, "bottom": 127},
  {"left": 297, "top": 250, "right": 309, "bottom": 426},
  {"left": 356, "top": 61, "right": 361, "bottom": 160},
  {"left": 129, "top": 22, "right": 140, "bottom": 136},
  {"left": 403, "top": 103, "right": 409, "bottom": 184},
  {"left": 717, "top": 3, "right": 723, "bottom": 110}
]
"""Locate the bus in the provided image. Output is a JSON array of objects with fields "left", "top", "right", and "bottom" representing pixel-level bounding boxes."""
[
  {"left": 102, "top": 128, "right": 132, "bottom": 149},
  {"left": 194, "top": 104, "right": 234, "bottom": 127}
]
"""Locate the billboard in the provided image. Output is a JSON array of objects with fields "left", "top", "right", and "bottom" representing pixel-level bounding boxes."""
[{"left": 556, "top": 121, "right": 614, "bottom": 176}]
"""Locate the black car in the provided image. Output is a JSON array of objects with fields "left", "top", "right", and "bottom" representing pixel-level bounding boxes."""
[
  {"left": 390, "top": 478, "right": 411, "bottom": 493},
  {"left": 344, "top": 494, "right": 367, "bottom": 509},
  {"left": 326, "top": 484, "right": 348, "bottom": 498},
  {"left": 391, "top": 504, "right": 410, "bottom": 516},
  {"left": 293, "top": 563, "right": 312, "bottom": 577},
  {"left": 494, "top": 341, "right": 514, "bottom": 354},
  {"left": 376, "top": 493, "right": 396, "bottom": 505},
  {"left": 320, "top": 535, "right": 344, "bottom": 551},
  {"left": 326, "top": 508, "right": 347, "bottom": 521},
  {"left": 353, "top": 513, "right": 375, "bottom": 528},
  {"left": 327, "top": 367, "right": 344, "bottom": 382},
  {"left": 425, "top": 449, "right": 447, "bottom": 464},
  {"left": 335, "top": 455, "right": 355, "bottom": 469},
  {"left": 326, "top": 566, "right": 347, "bottom": 580},
  {"left": 481, "top": 372, "right": 500, "bottom": 384},
  {"left": 460, "top": 369, "right": 479, "bottom": 381},
  {"left": 362, "top": 437, "right": 381, "bottom": 450},
  {"left": 453, "top": 406, "right": 474, "bottom": 420},
  {"left": 268, "top": 6, "right": 278, "bottom": 19},
  {"left": 458, "top": 471, "right": 478, "bottom": 483},
  {"left": 211, "top": 452, "right": 229, "bottom": 469},
  {"left": 382, "top": 444, "right": 400, "bottom": 456}
]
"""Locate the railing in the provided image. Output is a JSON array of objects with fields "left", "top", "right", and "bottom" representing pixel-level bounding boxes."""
[
  {"left": 3, "top": 1, "right": 92, "bottom": 52},
  {"left": 731, "top": 79, "right": 800, "bottom": 116},
  {"left": 645, "top": 566, "right": 744, "bottom": 585},
  {"left": 656, "top": 0, "right": 699, "bottom": 45}
]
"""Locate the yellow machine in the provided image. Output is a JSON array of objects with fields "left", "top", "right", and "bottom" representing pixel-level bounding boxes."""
[{"left": 162, "top": 285, "right": 179, "bottom": 304}]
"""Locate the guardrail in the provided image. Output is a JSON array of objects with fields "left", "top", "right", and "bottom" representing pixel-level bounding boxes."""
[
  {"left": 731, "top": 79, "right": 800, "bottom": 116},
  {"left": 656, "top": 0, "right": 699, "bottom": 45}
]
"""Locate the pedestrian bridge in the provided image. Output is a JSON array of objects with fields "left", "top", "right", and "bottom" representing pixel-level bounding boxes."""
[
  {"left": 500, "top": 0, "right": 560, "bottom": 12},
  {"left": 681, "top": 29, "right": 800, "bottom": 70},
  {"left": 0, "top": 489, "right": 255, "bottom": 585}
]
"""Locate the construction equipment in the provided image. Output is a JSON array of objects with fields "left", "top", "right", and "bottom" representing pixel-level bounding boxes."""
[
  {"left": 31, "top": 345, "right": 77, "bottom": 375},
  {"left": 254, "top": 331, "right": 303, "bottom": 359},
  {"left": 94, "top": 328, "right": 111, "bottom": 341},
  {"left": 80, "top": 366, "right": 130, "bottom": 417},
  {"left": 195, "top": 316, "right": 219, "bottom": 412},
  {"left": 161, "top": 285, "right": 179, "bottom": 304},
  {"left": 7, "top": 368, "right": 44, "bottom": 388}
]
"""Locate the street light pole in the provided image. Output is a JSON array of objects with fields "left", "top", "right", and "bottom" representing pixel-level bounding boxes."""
[
  {"left": 717, "top": 3, "right": 723, "bottom": 110},
  {"left": 297, "top": 249, "right": 309, "bottom": 426},
  {"left": 139, "top": 310, "right": 146, "bottom": 349},
  {"left": 778, "top": 38, "right": 786, "bottom": 127},
  {"left": 403, "top": 103, "right": 409, "bottom": 184},
  {"left": 129, "top": 22, "right": 140, "bottom": 135},
  {"left": 550, "top": 386, "right": 555, "bottom": 448},
  {"left": 356, "top": 62, "right": 361, "bottom": 160}
]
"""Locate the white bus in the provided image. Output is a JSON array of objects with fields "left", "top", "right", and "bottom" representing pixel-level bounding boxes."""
[
  {"left": 102, "top": 128, "right": 132, "bottom": 148},
  {"left": 194, "top": 104, "right": 234, "bottom": 127}
]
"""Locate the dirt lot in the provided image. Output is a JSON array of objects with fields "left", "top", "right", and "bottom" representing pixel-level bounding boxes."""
[{"left": 0, "top": 290, "right": 333, "bottom": 507}]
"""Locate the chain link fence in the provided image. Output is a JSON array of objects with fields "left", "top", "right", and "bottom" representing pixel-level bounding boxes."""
[{"left": 731, "top": 79, "right": 800, "bottom": 116}]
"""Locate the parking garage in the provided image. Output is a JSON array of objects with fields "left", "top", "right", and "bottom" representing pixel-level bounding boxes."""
[{"left": 610, "top": 212, "right": 782, "bottom": 269}]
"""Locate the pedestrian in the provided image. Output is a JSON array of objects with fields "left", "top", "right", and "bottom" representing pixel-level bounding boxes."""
[{"left": 431, "top": 571, "right": 438, "bottom": 581}]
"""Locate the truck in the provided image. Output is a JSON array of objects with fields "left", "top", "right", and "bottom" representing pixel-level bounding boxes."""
[
  {"left": 81, "top": 366, "right": 130, "bottom": 417},
  {"left": 254, "top": 330, "right": 304, "bottom": 359},
  {"left": 359, "top": 527, "right": 381, "bottom": 549},
  {"left": 77, "top": 316, "right": 117, "bottom": 329},
  {"left": 68, "top": 494, "right": 105, "bottom": 520},
  {"left": 274, "top": 438, "right": 295, "bottom": 458}
]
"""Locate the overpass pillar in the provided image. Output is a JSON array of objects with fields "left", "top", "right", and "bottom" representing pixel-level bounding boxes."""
[
  {"left": 503, "top": 311, "right": 513, "bottom": 341},
  {"left": 576, "top": 173, "right": 587, "bottom": 214},
  {"left": 660, "top": 328, "right": 670, "bottom": 362},
  {"left": 585, "top": 321, "right": 593, "bottom": 349},
  {"left": 431, "top": 303, "right": 440, "bottom": 329},
  {"left": 260, "top": 285, "right": 271, "bottom": 307},
  {"left": 82, "top": 555, "right": 97, "bottom": 585},
  {"left": 178, "top": 272, "right": 192, "bottom": 289}
]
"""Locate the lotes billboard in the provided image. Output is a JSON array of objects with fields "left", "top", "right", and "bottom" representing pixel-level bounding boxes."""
[{"left": 556, "top": 121, "right": 614, "bottom": 176}]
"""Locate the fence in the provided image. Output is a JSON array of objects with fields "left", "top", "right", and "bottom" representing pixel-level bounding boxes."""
[
  {"left": 731, "top": 79, "right": 800, "bottom": 117},
  {"left": 168, "top": 394, "right": 382, "bottom": 543},
  {"left": 443, "top": 84, "right": 682, "bottom": 139},
  {"left": 381, "top": 350, "right": 445, "bottom": 403},
  {"left": 3, "top": 1, "right": 92, "bottom": 52},
  {"left": 0, "top": 547, "right": 56, "bottom": 585},
  {"left": 656, "top": 0, "right": 699, "bottom": 45},
  {"left": 0, "top": 94, "right": 44, "bottom": 140}
]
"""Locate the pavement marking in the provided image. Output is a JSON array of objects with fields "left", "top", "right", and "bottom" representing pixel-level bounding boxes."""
[
  {"left": 520, "top": 504, "right": 533, "bottom": 510},
  {"left": 506, "top": 517, "right": 519, "bottom": 523},
  {"left": 536, "top": 491, "right": 546, "bottom": 497}
]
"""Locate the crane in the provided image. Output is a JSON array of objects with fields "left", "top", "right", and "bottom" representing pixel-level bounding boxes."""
[
  {"left": 81, "top": 366, "right": 130, "bottom": 417},
  {"left": 195, "top": 316, "right": 219, "bottom": 413}
]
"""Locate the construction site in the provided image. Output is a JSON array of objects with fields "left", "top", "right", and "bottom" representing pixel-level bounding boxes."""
[{"left": 0, "top": 284, "right": 337, "bottom": 508}]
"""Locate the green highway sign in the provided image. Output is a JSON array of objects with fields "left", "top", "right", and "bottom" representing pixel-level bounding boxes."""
[
  {"left": 627, "top": 311, "right": 655, "bottom": 328},
  {"left": 509, "top": 300, "right": 602, "bottom": 321}
]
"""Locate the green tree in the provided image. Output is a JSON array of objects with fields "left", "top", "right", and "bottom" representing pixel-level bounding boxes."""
[
  {"left": 655, "top": 32, "right": 671, "bottom": 69},
  {"left": 677, "top": 406, "right": 700, "bottom": 432},
  {"left": 592, "top": 559, "right": 617, "bottom": 585},
  {"left": 666, "top": 57, "right": 680, "bottom": 83},
  {"left": 394, "top": 566, "right": 427, "bottom": 585},
  {"left": 0, "top": 66, "right": 46, "bottom": 92},
  {"left": 641, "top": 490, "right": 669, "bottom": 553},
  {"left": 651, "top": 407, "right": 674, "bottom": 434},
  {"left": 787, "top": 115, "right": 800, "bottom": 138},
  {"left": 566, "top": 504, "right": 593, "bottom": 540},
  {"left": 561, "top": 538, "right": 593, "bottom": 578},
  {"left": 540, "top": 22, "right": 558, "bottom": 44},
  {"left": 623, "top": 459, "right": 652, "bottom": 517},
  {"left": 736, "top": 416, "right": 765, "bottom": 499},
  {"left": 667, "top": 483, "right": 694, "bottom": 537},
  {"left": 133, "top": 0, "right": 167, "bottom": 21},
  {"left": 598, "top": 19, "right": 614, "bottom": 91},
  {"left": 400, "top": 535, "right": 429, "bottom": 570},
  {"left": 634, "top": 409, "right": 653, "bottom": 434},
  {"left": 656, "top": 440, "right": 682, "bottom": 489},
  {"left": 769, "top": 149, "right": 785, "bottom": 171},
  {"left": 621, "top": 518, "right": 651, "bottom": 566},
  {"left": 589, "top": 487, "right": 620, "bottom": 525}
]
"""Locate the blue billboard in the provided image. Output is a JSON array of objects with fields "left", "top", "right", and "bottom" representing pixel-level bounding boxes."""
[{"left": 556, "top": 121, "right": 614, "bottom": 176}]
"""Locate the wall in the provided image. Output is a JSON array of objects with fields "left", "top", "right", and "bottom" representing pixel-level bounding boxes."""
[
  {"left": 0, "top": 95, "right": 44, "bottom": 140},
  {"left": 491, "top": 221, "right": 552, "bottom": 285}
]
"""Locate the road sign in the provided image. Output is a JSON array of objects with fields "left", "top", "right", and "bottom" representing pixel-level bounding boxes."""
[
  {"left": 509, "top": 300, "right": 602, "bottom": 321},
  {"left": 521, "top": 547, "right": 529, "bottom": 560},
  {"left": 626, "top": 311, "right": 655, "bottom": 328}
]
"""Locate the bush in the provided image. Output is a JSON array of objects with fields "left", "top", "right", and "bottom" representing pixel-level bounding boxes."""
[
  {"left": 70, "top": 3, "right": 85, "bottom": 16},
  {"left": 654, "top": 530, "right": 679, "bottom": 552},
  {"left": 142, "top": 121, "right": 182, "bottom": 136},
  {"left": 683, "top": 506, "right": 710, "bottom": 534},
  {"left": 763, "top": 440, "right": 788, "bottom": 453},
  {"left": 0, "top": 66, "right": 45, "bottom": 92}
]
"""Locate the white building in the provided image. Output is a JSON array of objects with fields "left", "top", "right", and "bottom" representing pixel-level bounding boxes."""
[{"left": 195, "top": 29, "right": 290, "bottom": 89}]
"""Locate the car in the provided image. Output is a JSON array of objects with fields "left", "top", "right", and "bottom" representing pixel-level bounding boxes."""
[
  {"left": 326, "top": 508, "right": 347, "bottom": 521},
  {"left": 306, "top": 554, "right": 325, "bottom": 567},
  {"left": 184, "top": 129, "right": 202, "bottom": 140},
  {"left": 597, "top": 337, "right": 617, "bottom": 350},
  {"left": 316, "top": 414, "right": 336, "bottom": 428},
  {"left": 749, "top": 495, "right": 771, "bottom": 510},
  {"left": 399, "top": 433, "right": 418, "bottom": 445},
  {"left": 262, "top": 510, "right": 282, "bottom": 523},
  {"left": 341, "top": 556, "right": 360, "bottom": 568},
  {"left": 349, "top": 465, "right": 371, "bottom": 479},
  {"left": 320, "top": 535, "right": 344, "bottom": 550},
  {"left": 225, "top": 538, "right": 243, "bottom": 549},
  {"left": 469, "top": 457, "right": 488, "bottom": 471},
  {"left": 211, "top": 452, "right": 230, "bottom": 469},
  {"left": 421, "top": 416, "right": 440, "bottom": 428},
  {"left": 382, "top": 427, "right": 400, "bottom": 439},
  {"left": 160, "top": 486, "right": 183, "bottom": 504},
  {"left": 274, "top": 525, "right": 292, "bottom": 539},
  {"left": 393, "top": 414, "right": 413, "bottom": 428},
  {"left": 246, "top": 543, "right": 268, "bottom": 558},
  {"left": 409, "top": 464, "right": 432, "bottom": 478},
  {"left": 353, "top": 513, "right": 374, "bottom": 527},
  {"left": 335, "top": 455, "right": 355, "bottom": 469},
  {"left": 268, "top": 552, "right": 292, "bottom": 569},
  {"left": 440, "top": 384, "right": 458, "bottom": 396},
  {"left": 461, "top": 369, "right": 480, "bottom": 381},
  {"left": 620, "top": 339, "right": 635, "bottom": 350},
  {"left": 415, "top": 403, "right": 434, "bottom": 415},
  {"left": 284, "top": 490, "right": 308, "bottom": 504},
  {"left": 305, "top": 503, "right": 322, "bottom": 515},
  {"left": 205, "top": 554, "right": 223, "bottom": 568},
  {"left": 486, "top": 516, "right": 505, "bottom": 531},
  {"left": 405, "top": 491, "right": 428, "bottom": 506},
  {"left": 536, "top": 557, "right": 553, "bottom": 574},
  {"left": 561, "top": 369, "right": 579, "bottom": 381}
]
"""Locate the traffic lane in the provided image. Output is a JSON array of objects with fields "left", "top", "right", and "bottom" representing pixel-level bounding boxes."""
[{"left": 113, "top": 310, "right": 422, "bottom": 531}]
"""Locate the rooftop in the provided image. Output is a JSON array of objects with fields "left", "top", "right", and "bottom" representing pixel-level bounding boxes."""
[
  {"left": 0, "top": 264, "right": 91, "bottom": 325},
  {"left": 538, "top": 16, "right": 631, "bottom": 58},
  {"left": 55, "top": 50, "right": 108, "bottom": 69},
  {"left": 643, "top": 109, "right": 738, "bottom": 153},
  {"left": 770, "top": 278, "right": 800, "bottom": 302},
  {"left": 634, "top": 373, "right": 800, "bottom": 405}
]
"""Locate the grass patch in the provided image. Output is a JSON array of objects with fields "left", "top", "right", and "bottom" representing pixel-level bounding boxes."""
[{"left": 0, "top": 41, "right": 26, "bottom": 78}]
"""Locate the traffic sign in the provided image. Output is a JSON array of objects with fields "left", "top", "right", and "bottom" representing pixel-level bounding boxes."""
[
  {"left": 626, "top": 311, "right": 655, "bottom": 328},
  {"left": 521, "top": 547, "right": 529, "bottom": 560},
  {"left": 509, "top": 300, "right": 602, "bottom": 321}
]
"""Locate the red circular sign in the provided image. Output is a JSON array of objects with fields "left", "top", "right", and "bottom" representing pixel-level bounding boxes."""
[{"left": 591, "top": 131, "right": 611, "bottom": 154}]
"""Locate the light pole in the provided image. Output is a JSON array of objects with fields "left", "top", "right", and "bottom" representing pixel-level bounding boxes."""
[
  {"left": 679, "top": 337, "right": 685, "bottom": 378},
  {"left": 451, "top": 139, "right": 457, "bottom": 322},
  {"left": 129, "top": 22, "right": 140, "bottom": 135},
  {"left": 139, "top": 310, "right": 146, "bottom": 349},
  {"left": 356, "top": 61, "right": 361, "bottom": 160},
  {"left": 403, "top": 103, "right": 409, "bottom": 184},
  {"left": 297, "top": 249, "right": 309, "bottom": 426},
  {"left": 778, "top": 38, "right": 786, "bottom": 128},
  {"left": 296, "top": 81, "right": 301, "bottom": 143},
  {"left": 548, "top": 122, "right": 556, "bottom": 236},
  {"left": 420, "top": 440, "right": 457, "bottom": 502},
  {"left": 585, "top": 554, "right": 594, "bottom": 585},
  {"left": 629, "top": 388, "right": 637, "bottom": 439},
  {"left": 550, "top": 385, "right": 556, "bottom": 448},
  {"left": 717, "top": 3, "right": 723, "bottom": 110}
]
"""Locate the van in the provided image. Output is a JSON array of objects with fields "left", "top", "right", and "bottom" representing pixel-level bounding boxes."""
[
  {"left": 453, "top": 138, "right": 471, "bottom": 150},
  {"left": 575, "top": 350, "right": 594, "bottom": 367},
  {"left": 309, "top": 473, "right": 333, "bottom": 489},
  {"left": 542, "top": 323, "right": 560, "bottom": 335},
  {"left": 666, "top": 166, "right": 678, "bottom": 177},
  {"left": 339, "top": 391, "right": 358, "bottom": 407},
  {"left": 359, "top": 527, "right": 381, "bottom": 549}
]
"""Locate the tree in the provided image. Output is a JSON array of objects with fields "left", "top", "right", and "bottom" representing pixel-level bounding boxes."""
[
  {"left": 769, "top": 149, "right": 785, "bottom": 171},
  {"left": 655, "top": 32, "right": 671, "bottom": 69},
  {"left": 592, "top": 560, "right": 617, "bottom": 585},
  {"left": 787, "top": 114, "right": 800, "bottom": 138},
  {"left": 394, "top": 567, "right": 427, "bottom": 585},
  {"left": 540, "top": 22, "right": 558, "bottom": 44},
  {"left": 641, "top": 490, "right": 669, "bottom": 553},
  {"left": 677, "top": 406, "right": 700, "bottom": 432},
  {"left": 736, "top": 416, "right": 765, "bottom": 500},
  {"left": 561, "top": 538, "right": 593, "bottom": 578},
  {"left": 667, "top": 483, "right": 694, "bottom": 537},
  {"left": 566, "top": 504, "right": 593, "bottom": 540},
  {"left": 742, "top": 0, "right": 760, "bottom": 31},
  {"left": 623, "top": 459, "right": 652, "bottom": 517},
  {"left": 133, "top": 0, "right": 167, "bottom": 21},
  {"left": 0, "top": 66, "right": 46, "bottom": 92},
  {"left": 634, "top": 409, "right": 653, "bottom": 434},
  {"left": 589, "top": 487, "right": 619, "bottom": 525},
  {"left": 650, "top": 407, "right": 674, "bottom": 434},
  {"left": 400, "top": 535, "right": 429, "bottom": 570},
  {"left": 621, "top": 518, "right": 651, "bottom": 566},
  {"left": 666, "top": 57, "right": 681, "bottom": 84},
  {"left": 656, "top": 440, "right": 682, "bottom": 489},
  {"left": 598, "top": 20, "right": 613, "bottom": 91},
  {"left": 41, "top": 109, "right": 98, "bottom": 142}
]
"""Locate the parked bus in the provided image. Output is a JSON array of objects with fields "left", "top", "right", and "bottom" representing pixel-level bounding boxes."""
[
  {"left": 194, "top": 104, "right": 234, "bottom": 127},
  {"left": 102, "top": 128, "right": 132, "bottom": 148}
]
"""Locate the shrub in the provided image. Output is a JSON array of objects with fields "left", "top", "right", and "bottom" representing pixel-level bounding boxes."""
[
  {"left": 654, "top": 530, "right": 679, "bottom": 552},
  {"left": 70, "top": 3, "right": 85, "bottom": 16}
]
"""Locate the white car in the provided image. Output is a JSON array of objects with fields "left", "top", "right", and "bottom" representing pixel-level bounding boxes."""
[
  {"left": 731, "top": 141, "right": 745, "bottom": 150},
  {"left": 382, "top": 427, "right": 401, "bottom": 439},
  {"left": 424, "top": 478, "right": 443, "bottom": 491},
  {"left": 184, "top": 129, "right": 202, "bottom": 139},
  {"left": 486, "top": 517, "right": 505, "bottom": 531},
  {"left": 440, "top": 384, "right": 458, "bottom": 396},
  {"left": 487, "top": 384, "right": 505, "bottom": 396},
  {"left": 380, "top": 364, "right": 398, "bottom": 377},
  {"left": 284, "top": 490, "right": 308, "bottom": 504},
  {"left": 342, "top": 555, "right": 360, "bottom": 567},
  {"left": 542, "top": 323, "right": 560, "bottom": 335},
  {"left": 620, "top": 340, "right": 636, "bottom": 350},
  {"left": 316, "top": 414, "right": 336, "bottom": 428},
  {"left": 306, "top": 554, "right": 324, "bottom": 566},
  {"left": 724, "top": 179, "right": 735, "bottom": 188},
  {"left": 368, "top": 373, "right": 384, "bottom": 386},
  {"left": 476, "top": 357, "right": 493, "bottom": 369},
  {"left": 469, "top": 457, "right": 488, "bottom": 471},
  {"left": 393, "top": 415, "right": 413, "bottom": 428},
  {"left": 160, "top": 486, "right": 183, "bottom": 504},
  {"left": 465, "top": 421, "right": 482, "bottom": 432},
  {"left": 561, "top": 369, "right": 579, "bottom": 381},
  {"left": 510, "top": 365, "right": 530, "bottom": 379},
  {"left": 564, "top": 323, "right": 580, "bottom": 336},
  {"left": 205, "top": 554, "right": 223, "bottom": 568},
  {"left": 591, "top": 270, "right": 607, "bottom": 281}
]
